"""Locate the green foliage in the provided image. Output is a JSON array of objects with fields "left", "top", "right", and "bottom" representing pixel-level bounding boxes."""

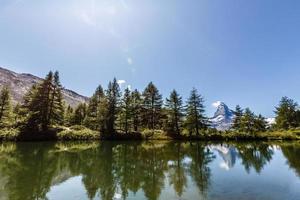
[
  {"left": 232, "top": 105, "right": 243, "bottom": 130},
  {"left": 141, "top": 82, "right": 163, "bottom": 130},
  {"left": 57, "top": 126, "right": 99, "bottom": 140},
  {"left": 231, "top": 106, "right": 267, "bottom": 134},
  {"left": 84, "top": 85, "right": 104, "bottom": 130},
  {"left": 119, "top": 88, "right": 133, "bottom": 134},
  {"left": 185, "top": 88, "right": 207, "bottom": 136},
  {"left": 73, "top": 103, "right": 87, "bottom": 125},
  {"left": 165, "top": 90, "right": 184, "bottom": 135},
  {"left": 275, "top": 96, "right": 300, "bottom": 129},
  {"left": 131, "top": 89, "right": 142, "bottom": 132},
  {"left": 0, "top": 87, "right": 13, "bottom": 128},
  {"left": 0, "top": 128, "right": 19, "bottom": 141},
  {"left": 21, "top": 71, "right": 65, "bottom": 131},
  {"left": 105, "top": 78, "right": 121, "bottom": 134},
  {"left": 64, "top": 105, "right": 74, "bottom": 126}
]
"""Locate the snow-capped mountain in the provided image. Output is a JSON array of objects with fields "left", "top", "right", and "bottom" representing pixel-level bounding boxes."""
[
  {"left": 210, "top": 102, "right": 235, "bottom": 131},
  {"left": 0, "top": 67, "right": 89, "bottom": 107}
]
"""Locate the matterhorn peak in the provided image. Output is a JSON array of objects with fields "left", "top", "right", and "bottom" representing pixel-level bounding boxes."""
[{"left": 210, "top": 102, "right": 235, "bottom": 131}]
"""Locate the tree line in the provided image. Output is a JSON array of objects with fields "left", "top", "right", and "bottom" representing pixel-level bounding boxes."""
[{"left": 0, "top": 70, "right": 299, "bottom": 136}]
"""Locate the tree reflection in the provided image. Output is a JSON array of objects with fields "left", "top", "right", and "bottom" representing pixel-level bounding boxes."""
[
  {"left": 188, "top": 142, "right": 215, "bottom": 195},
  {"left": 0, "top": 141, "right": 217, "bottom": 200},
  {"left": 281, "top": 143, "right": 300, "bottom": 178},
  {"left": 236, "top": 143, "right": 274, "bottom": 173}
]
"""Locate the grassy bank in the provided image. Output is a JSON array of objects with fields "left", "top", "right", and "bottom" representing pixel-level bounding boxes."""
[{"left": 0, "top": 126, "right": 300, "bottom": 141}]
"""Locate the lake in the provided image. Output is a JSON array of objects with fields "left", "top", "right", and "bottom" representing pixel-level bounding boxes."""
[{"left": 0, "top": 141, "right": 299, "bottom": 200}]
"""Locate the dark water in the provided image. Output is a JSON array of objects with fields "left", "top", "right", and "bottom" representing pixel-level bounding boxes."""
[{"left": 0, "top": 141, "right": 300, "bottom": 200}]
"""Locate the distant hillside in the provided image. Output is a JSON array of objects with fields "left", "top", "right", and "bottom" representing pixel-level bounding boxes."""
[{"left": 0, "top": 67, "right": 89, "bottom": 107}]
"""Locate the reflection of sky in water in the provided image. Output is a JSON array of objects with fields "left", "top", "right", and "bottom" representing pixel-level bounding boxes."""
[{"left": 41, "top": 144, "right": 300, "bottom": 200}]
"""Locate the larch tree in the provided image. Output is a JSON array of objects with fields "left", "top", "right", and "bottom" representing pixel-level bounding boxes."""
[
  {"left": 275, "top": 97, "right": 299, "bottom": 129},
  {"left": 105, "top": 78, "right": 121, "bottom": 134},
  {"left": 185, "top": 88, "right": 207, "bottom": 136},
  {"left": 0, "top": 87, "right": 12, "bottom": 128},
  {"left": 120, "top": 88, "right": 133, "bottom": 134},
  {"left": 73, "top": 103, "right": 87, "bottom": 125},
  {"left": 23, "top": 71, "right": 64, "bottom": 131},
  {"left": 165, "top": 90, "right": 184, "bottom": 135},
  {"left": 84, "top": 85, "right": 104, "bottom": 130},
  {"left": 131, "top": 89, "right": 142, "bottom": 132},
  {"left": 232, "top": 105, "right": 243, "bottom": 131},
  {"left": 141, "top": 82, "right": 163, "bottom": 130}
]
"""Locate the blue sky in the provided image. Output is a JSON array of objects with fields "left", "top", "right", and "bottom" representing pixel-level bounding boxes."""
[{"left": 1, "top": 0, "right": 300, "bottom": 117}]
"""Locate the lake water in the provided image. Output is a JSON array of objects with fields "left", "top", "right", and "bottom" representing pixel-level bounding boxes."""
[{"left": 0, "top": 141, "right": 300, "bottom": 200}]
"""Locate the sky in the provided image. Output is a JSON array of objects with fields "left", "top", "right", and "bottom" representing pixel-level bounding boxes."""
[{"left": 1, "top": 0, "right": 300, "bottom": 117}]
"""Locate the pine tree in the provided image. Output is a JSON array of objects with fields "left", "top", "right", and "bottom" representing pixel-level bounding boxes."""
[
  {"left": 240, "top": 108, "right": 256, "bottom": 134},
  {"left": 73, "top": 103, "right": 87, "bottom": 125},
  {"left": 84, "top": 85, "right": 104, "bottom": 130},
  {"left": 106, "top": 78, "right": 121, "bottom": 134},
  {"left": 50, "top": 71, "right": 64, "bottom": 126},
  {"left": 232, "top": 105, "right": 243, "bottom": 131},
  {"left": 275, "top": 97, "right": 299, "bottom": 129},
  {"left": 141, "top": 82, "right": 163, "bottom": 130},
  {"left": 165, "top": 90, "right": 184, "bottom": 135},
  {"left": 185, "top": 88, "right": 207, "bottom": 136},
  {"left": 0, "top": 87, "right": 12, "bottom": 128},
  {"left": 254, "top": 114, "right": 267, "bottom": 132},
  {"left": 23, "top": 71, "right": 64, "bottom": 131},
  {"left": 64, "top": 105, "right": 74, "bottom": 126},
  {"left": 98, "top": 96, "right": 109, "bottom": 133},
  {"left": 13, "top": 103, "right": 22, "bottom": 126},
  {"left": 131, "top": 89, "right": 142, "bottom": 132},
  {"left": 120, "top": 88, "right": 133, "bottom": 134}
]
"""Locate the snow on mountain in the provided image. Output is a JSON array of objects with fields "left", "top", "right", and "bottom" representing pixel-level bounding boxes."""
[
  {"left": 266, "top": 118, "right": 276, "bottom": 125},
  {"left": 0, "top": 67, "right": 89, "bottom": 107},
  {"left": 210, "top": 102, "right": 235, "bottom": 131}
]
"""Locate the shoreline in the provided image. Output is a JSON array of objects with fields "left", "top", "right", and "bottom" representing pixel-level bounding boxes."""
[{"left": 1, "top": 127, "right": 300, "bottom": 142}]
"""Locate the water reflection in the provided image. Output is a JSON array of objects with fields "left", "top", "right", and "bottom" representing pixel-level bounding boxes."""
[{"left": 0, "top": 141, "right": 299, "bottom": 200}]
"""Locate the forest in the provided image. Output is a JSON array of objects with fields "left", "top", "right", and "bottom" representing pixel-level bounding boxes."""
[{"left": 0, "top": 71, "right": 300, "bottom": 141}]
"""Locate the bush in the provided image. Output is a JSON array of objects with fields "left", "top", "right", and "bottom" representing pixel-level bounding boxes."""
[
  {"left": 57, "top": 126, "right": 99, "bottom": 140},
  {"left": 0, "top": 128, "right": 20, "bottom": 141}
]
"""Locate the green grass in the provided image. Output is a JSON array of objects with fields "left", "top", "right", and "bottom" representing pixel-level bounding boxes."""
[{"left": 0, "top": 126, "right": 300, "bottom": 141}]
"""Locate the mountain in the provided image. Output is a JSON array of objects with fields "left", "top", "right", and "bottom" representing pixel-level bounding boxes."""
[
  {"left": 210, "top": 102, "right": 235, "bottom": 131},
  {"left": 0, "top": 67, "right": 89, "bottom": 107}
]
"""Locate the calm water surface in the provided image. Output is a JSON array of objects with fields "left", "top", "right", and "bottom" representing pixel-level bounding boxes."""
[{"left": 0, "top": 141, "right": 300, "bottom": 200}]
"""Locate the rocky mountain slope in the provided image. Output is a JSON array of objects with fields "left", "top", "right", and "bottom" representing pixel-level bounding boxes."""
[
  {"left": 0, "top": 67, "right": 89, "bottom": 107},
  {"left": 210, "top": 102, "right": 235, "bottom": 131}
]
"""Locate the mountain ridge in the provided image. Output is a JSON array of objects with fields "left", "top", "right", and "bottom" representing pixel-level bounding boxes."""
[
  {"left": 210, "top": 102, "right": 235, "bottom": 131},
  {"left": 0, "top": 67, "right": 89, "bottom": 107}
]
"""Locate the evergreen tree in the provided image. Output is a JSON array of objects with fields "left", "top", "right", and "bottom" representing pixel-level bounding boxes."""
[
  {"left": 131, "top": 89, "right": 142, "bottom": 132},
  {"left": 240, "top": 108, "right": 256, "bottom": 134},
  {"left": 165, "top": 90, "right": 184, "bottom": 135},
  {"left": 84, "top": 85, "right": 104, "bottom": 130},
  {"left": 275, "top": 97, "right": 299, "bottom": 129},
  {"left": 105, "top": 78, "right": 121, "bottom": 134},
  {"left": 141, "top": 82, "right": 163, "bottom": 130},
  {"left": 64, "top": 105, "right": 74, "bottom": 126},
  {"left": 254, "top": 114, "right": 267, "bottom": 132},
  {"left": 13, "top": 103, "right": 22, "bottom": 126},
  {"left": 23, "top": 71, "right": 64, "bottom": 131},
  {"left": 185, "top": 88, "right": 207, "bottom": 136},
  {"left": 50, "top": 71, "right": 64, "bottom": 126},
  {"left": 232, "top": 105, "right": 243, "bottom": 131},
  {"left": 73, "top": 103, "right": 87, "bottom": 125},
  {"left": 98, "top": 96, "right": 109, "bottom": 133},
  {"left": 0, "top": 87, "right": 12, "bottom": 128},
  {"left": 119, "top": 88, "right": 133, "bottom": 134}
]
